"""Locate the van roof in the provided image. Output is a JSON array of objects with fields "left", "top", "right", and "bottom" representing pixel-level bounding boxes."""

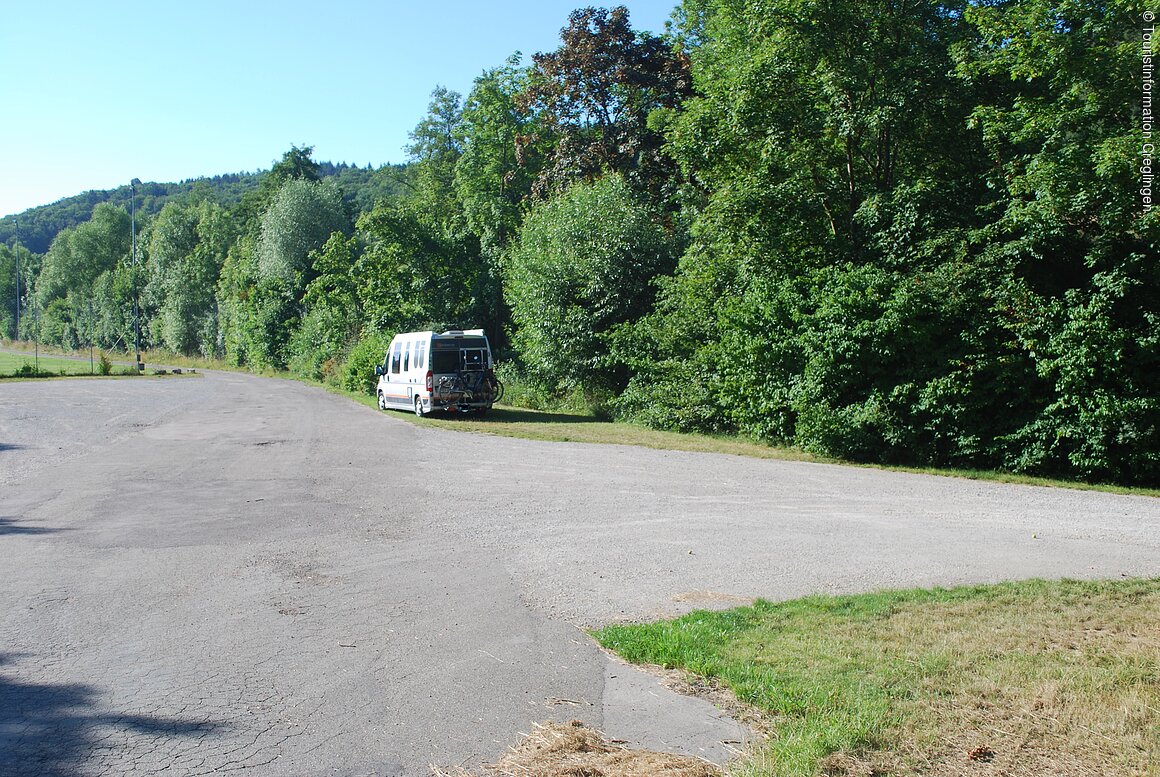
[{"left": 390, "top": 329, "right": 487, "bottom": 340}]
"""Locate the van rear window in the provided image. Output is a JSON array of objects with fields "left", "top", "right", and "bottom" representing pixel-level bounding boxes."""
[
  {"left": 431, "top": 350, "right": 459, "bottom": 373},
  {"left": 429, "top": 337, "right": 489, "bottom": 373},
  {"left": 461, "top": 349, "right": 485, "bottom": 371},
  {"left": 432, "top": 337, "right": 486, "bottom": 350}
]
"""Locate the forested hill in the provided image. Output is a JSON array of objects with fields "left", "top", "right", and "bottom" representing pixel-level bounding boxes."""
[{"left": 0, "top": 161, "right": 411, "bottom": 254}]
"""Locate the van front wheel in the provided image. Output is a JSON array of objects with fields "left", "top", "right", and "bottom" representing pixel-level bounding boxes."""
[
  {"left": 414, "top": 396, "right": 425, "bottom": 417},
  {"left": 377, "top": 391, "right": 387, "bottom": 411}
]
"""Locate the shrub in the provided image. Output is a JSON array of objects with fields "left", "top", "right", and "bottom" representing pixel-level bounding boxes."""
[
  {"left": 503, "top": 175, "right": 675, "bottom": 397},
  {"left": 340, "top": 331, "right": 391, "bottom": 395}
]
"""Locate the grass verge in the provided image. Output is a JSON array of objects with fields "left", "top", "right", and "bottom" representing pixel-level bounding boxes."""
[
  {"left": 404, "top": 405, "right": 820, "bottom": 461},
  {"left": 0, "top": 351, "right": 112, "bottom": 377},
  {"left": 0, "top": 343, "right": 261, "bottom": 379},
  {"left": 355, "top": 398, "right": 1159, "bottom": 497},
  {"left": 594, "top": 578, "right": 1160, "bottom": 777}
]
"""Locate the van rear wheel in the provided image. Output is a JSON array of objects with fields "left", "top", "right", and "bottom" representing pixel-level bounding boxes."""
[{"left": 414, "top": 396, "right": 425, "bottom": 417}]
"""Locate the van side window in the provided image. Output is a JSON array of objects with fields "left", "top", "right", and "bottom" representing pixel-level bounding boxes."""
[
  {"left": 390, "top": 341, "right": 402, "bottom": 374},
  {"left": 417, "top": 341, "right": 426, "bottom": 370},
  {"left": 403, "top": 341, "right": 411, "bottom": 372}
]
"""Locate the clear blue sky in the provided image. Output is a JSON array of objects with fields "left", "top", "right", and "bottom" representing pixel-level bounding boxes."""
[{"left": 0, "top": 0, "right": 677, "bottom": 218}]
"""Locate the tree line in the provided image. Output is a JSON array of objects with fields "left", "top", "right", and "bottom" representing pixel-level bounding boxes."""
[{"left": 1, "top": 0, "right": 1155, "bottom": 486}]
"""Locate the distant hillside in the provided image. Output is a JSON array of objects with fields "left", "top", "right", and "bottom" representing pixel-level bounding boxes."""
[{"left": 0, "top": 162, "right": 411, "bottom": 254}]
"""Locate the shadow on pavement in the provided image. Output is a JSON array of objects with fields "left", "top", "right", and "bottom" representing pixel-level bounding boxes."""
[
  {"left": 465, "top": 407, "right": 603, "bottom": 424},
  {"left": 0, "top": 653, "right": 219, "bottom": 776},
  {"left": 0, "top": 517, "right": 68, "bottom": 536}
]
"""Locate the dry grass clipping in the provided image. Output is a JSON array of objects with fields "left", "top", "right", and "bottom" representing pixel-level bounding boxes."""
[
  {"left": 813, "top": 585, "right": 1160, "bottom": 777},
  {"left": 433, "top": 720, "right": 722, "bottom": 777}
]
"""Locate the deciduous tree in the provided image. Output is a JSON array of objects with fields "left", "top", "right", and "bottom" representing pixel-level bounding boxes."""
[
  {"left": 504, "top": 175, "right": 674, "bottom": 395},
  {"left": 519, "top": 6, "right": 692, "bottom": 201}
]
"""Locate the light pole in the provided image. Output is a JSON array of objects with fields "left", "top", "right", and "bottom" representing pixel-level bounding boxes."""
[
  {"left": 11, "top": 217, "right": 18, "bottom": 341},
  {"left": 130, "top": 178, "right": 143, "bottom": 371}
]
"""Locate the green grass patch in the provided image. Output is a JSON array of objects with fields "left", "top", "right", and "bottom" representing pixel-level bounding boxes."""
[
  {"left": 0, "top": 346, "right": 209, "bottom": 379},
  {"left": 414, "top": 406, "right": 822, "bottom": 461},
  {"left": 0, "top": 351, "right": 105, "bottom": 377},
  {"left": 595, "top": 578, "right": 1160, "bottom": 776}
]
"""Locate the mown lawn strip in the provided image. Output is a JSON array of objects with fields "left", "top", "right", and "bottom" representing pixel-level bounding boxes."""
[{"left": 594, "top": 578, "right": 1160, "bottom": 777}]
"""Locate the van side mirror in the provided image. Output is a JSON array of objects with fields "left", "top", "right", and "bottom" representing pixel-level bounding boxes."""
[{"left": 374, "top": 365, "right": 383, "bottom": 376}]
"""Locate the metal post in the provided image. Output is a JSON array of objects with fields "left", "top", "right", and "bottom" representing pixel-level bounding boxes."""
[
  {"left": 130, "top": 178, "right": 142, "bottom": 371},
  {"left": 12, "top": 217, "right": 18, "bottom": 341}
]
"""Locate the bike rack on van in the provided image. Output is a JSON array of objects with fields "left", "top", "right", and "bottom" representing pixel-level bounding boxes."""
[{"left": 431, "top": 370, "right": 504, "bottom": 411}]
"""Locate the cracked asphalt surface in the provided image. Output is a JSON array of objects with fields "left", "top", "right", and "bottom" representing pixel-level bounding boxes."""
[{"left": 2, "top": 372, "right": 1158, "bottom": 775}]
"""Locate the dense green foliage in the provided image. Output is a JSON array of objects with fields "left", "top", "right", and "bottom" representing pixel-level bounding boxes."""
[
  {"left": 505, "top": 175, "right": 674, "bottom": 395},
  {"left": 615, "top": 0, "right": 1155, "bottom": 485},
  {"left": 144, "top": 200, "right": 232, "bottom": 355},
  {"left": 518, "top": 6, "right": 692, "bottom": 201},
  {"left": 4, "top": 2, "right": 1154, "bottom": 485},
  {"left": 0, "top": 242, "right": 35, "bottom": 340}
]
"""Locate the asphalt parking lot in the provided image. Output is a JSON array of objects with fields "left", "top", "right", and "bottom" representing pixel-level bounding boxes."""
[{"left": 2, "top": 373, "right": 1157, "bottom": 775}]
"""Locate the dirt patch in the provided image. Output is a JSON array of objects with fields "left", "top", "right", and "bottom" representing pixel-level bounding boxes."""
[
  {"left": 433, "top": 720, "right": 722, "bottom": 777},
  {"left": 671, "top": 590, "right": 755, "bottom": 607}
]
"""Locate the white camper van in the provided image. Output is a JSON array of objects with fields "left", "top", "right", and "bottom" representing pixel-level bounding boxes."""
[{"left": 374, "top": 329, "right": 502, "bottom": 416}]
